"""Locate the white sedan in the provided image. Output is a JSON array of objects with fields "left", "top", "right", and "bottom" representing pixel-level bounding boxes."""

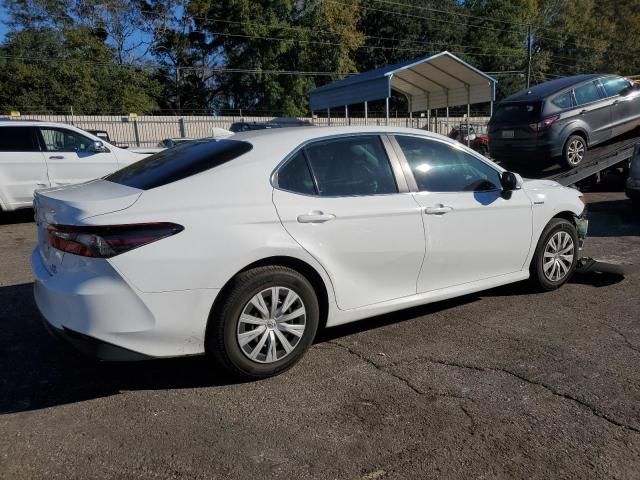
[{"left": 32, "top": 126, "right": 587, "bottom": 379}]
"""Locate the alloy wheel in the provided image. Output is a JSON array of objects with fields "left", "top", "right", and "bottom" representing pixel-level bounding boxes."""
[
  {"left": 543, "top": 231, "right": 575, "bottom": 282},
  {"left": 237, "top": 287, "right": 306, "bottom": 363},
  {"left": 567, "top": 139, "right": 585, "bottom": 166}
]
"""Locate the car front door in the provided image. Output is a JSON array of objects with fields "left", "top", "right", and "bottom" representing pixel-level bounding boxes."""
[
  {"left": 272, "top": 135, "right": 425, "bottom": 310},
  {"left": 0, "top": 126, "right": 49, "bottom": 209},
  {"left": 600, "top": 76, "right": 640, "bottom": 136},
  {"left": 37, "top": 127, "right": 119, "bottom": 187},
  {"left": 572, "top": 80, "right": 611, "bottom": 145},
  {"left": 391, "top": 135, "right": 533, "bottom": 293}
]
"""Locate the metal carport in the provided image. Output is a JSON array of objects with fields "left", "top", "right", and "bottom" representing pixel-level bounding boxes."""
[{"left": 309, "top": 51, "right": 497, "bottom": 132}]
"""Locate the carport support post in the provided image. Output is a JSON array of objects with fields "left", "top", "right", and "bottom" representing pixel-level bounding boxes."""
[
  {"left": 446, "top": 90, "right": 449, "bottom": 135},
  {"left": 408, "top": 97, "right": 413, "bottom": 128},
  {"left": 364, "top": 101, "right": 368, "bottom": 125},
  {"left": 385, "top": 97, "right": 389, "bottom": 126},
  {"left": 327, "top": 108, "right": 331, "bottom": 127},
  {"left": 345, "top": 105, "right": 350, "bottom": 126},
  {"left": 490, "top": 101, "right": 493, "bottom": 117},
  {"left": 466, "top": 86, "right": 471, "bottom": 147}
]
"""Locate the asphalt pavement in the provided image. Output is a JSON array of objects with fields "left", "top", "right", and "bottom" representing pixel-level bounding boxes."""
[{"left": 1, "top": 177, "right": 639, "bottom": 479}]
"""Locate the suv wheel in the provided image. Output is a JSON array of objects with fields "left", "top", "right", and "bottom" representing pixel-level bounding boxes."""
[
  {"left": 206, "top": 266, "right": 319, "bottom": 380},
  {"left": 563, "top": 135, "right": 586, "bottom": 169},
  {"left": 530, "top": 218, "right": 579, "bottom": 291}
]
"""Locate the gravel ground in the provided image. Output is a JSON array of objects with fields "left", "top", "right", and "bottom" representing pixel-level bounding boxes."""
[{"left": 1, "top": 178, "right": 639, "bottom": 479}]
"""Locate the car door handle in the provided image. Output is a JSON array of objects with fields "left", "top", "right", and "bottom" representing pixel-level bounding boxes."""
[
  {"left": 297, "top": 211, "right": 336, "bottom": 223},
  {"left": 579, "top": 109, "right": 587, "bottom": 115},
  {"left": 425, "top": 205, "right": 453, "bottom": 215},
  {"left": 612, "top": 100, "right": 620, "bottom": 106},
  {"left": 48, "top": 155, "right": 65, "bottom": 159}
]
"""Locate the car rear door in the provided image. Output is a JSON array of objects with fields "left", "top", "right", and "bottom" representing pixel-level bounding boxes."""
[
  {"left": 391, "top": 135, "right": 533, "bottom": 293},
  {"left": 272, "top": 134, "right": 425, "bottom": 310},
  {"left": 0, "top": 126, "right": 49, "bottom": 209},
  {"left": 37, "top": 126, "right": 119, "bottom": 187},
  {"left": 572, "top": 80, "right": 611, "bottom": 144}
]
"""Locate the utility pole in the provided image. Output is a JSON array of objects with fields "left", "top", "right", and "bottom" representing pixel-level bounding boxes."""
[{"left": 527, "top": 24, "right": 532, "bottom": 89}]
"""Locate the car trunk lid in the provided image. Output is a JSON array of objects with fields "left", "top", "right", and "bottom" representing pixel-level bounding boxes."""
[{"left": 34, "top": 179, "right": 142, "bottom": 274}]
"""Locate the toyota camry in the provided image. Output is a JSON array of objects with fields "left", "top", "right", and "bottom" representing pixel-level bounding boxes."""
[{"left": 32, "top": 126, "right": 588, "bottom": 379}]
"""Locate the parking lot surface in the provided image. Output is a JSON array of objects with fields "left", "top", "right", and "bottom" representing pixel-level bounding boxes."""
[{"left": 1, "top": 182, "right": 639, "bottom": 479}]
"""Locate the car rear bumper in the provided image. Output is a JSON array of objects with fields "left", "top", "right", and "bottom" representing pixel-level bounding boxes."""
[
  {"left": 32, "top": 248, "right": 217, "bottom": 360},
  {"left": 489, "top": 140, "right": 562, "bottom": 161}
]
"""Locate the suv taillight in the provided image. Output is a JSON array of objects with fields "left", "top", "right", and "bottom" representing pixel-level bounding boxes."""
[
  {"left": 47, "top": 223, "right": 184, "bottom": 258},
  {"left": 529, "top": 115, "right": 559, "bottom": 132}
]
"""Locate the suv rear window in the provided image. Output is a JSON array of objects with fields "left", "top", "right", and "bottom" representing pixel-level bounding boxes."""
[
  {"left": 105, "top": 139, "right": 252, "bottom": 190},
  {"left": 0, "top": 126, "right": 38, "bottom": 152},
  {"left": 491, "top": 102, "right": 541, "bottom": 123}
]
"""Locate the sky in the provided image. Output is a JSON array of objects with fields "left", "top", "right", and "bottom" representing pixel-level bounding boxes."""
[{"left": 0, "top": 5, "right": 8, "bottom": 42}]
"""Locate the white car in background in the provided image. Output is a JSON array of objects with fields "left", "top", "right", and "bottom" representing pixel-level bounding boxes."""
[
  {"left": 32, "top": 126, "right": 587, "bottom": 379},
  {"left": 0, "top": 121, "right": 155, "bottom": 212}
]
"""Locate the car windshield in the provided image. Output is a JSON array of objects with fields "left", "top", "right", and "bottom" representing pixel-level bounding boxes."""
[
  {"left": 492, "top": 102, "right": 542, "bottom": 123},
  {"left": 105, "top": 139, "right": 252, "bottom": 190}
]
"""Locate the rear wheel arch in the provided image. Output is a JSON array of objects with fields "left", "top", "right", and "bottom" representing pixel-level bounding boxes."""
[{"left": 209, "top": 256, "right": 330, "bottom": 332}]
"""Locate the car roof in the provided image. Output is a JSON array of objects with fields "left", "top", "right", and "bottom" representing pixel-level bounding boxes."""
[
  {"left": 500, "top": 74, "right": 603, "bottom": 103},
  {"left": 230, "top": 125, "right": 447, "bottom": 144}
]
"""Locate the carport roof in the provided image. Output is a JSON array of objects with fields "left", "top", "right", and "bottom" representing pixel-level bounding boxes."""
[{"left": 309, "top": 51, "right": 497, "bottom": 112}]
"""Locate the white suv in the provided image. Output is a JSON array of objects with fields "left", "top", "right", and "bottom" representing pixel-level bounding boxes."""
[{"left": 0, "top": 121, "right": 155, "bottom": 212}]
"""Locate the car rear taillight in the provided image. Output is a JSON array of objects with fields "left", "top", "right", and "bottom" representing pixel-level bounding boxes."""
[
  {"left": 47, "top": 223, "right": 184, "bottom": 258},
  {"left": 529, "top": 115, "right": 559, "bottom": 132}
]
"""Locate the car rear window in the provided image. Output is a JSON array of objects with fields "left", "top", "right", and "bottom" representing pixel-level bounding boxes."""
[
  {"left": 105, "top": 139, "right": 253, "bottom": 190},
  {"left": 491, "top": 102, "right": 542, "bottom": 123}
]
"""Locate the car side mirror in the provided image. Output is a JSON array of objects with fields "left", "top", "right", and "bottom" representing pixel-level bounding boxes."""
[
  {"left": 501, "top": 171, "right": 522, "bottom": 191},
  {"left": 91, "top": 140, "right": 109, "bottom": 153}
]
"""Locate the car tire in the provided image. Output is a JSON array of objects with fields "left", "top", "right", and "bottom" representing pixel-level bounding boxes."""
[
  {"left": 476, "top": 144, "right": 489, "bottom": 156},
  {"left": 206, "top": 266, "right": 319, "bottom": 380},
  {"left": 530, "top": 218, "right": 579, "bottom": 291},
  {"left": 562, "top": 135, "right": 587, "bottom": 169}
]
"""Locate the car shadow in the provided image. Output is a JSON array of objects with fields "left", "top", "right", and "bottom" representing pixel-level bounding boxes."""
[
  {"left": 0, "top": 208, "right": 34, "bottom": 226},
  {"left": 0, "top": 271, "right": 625, "bottom": 415},
  {"left": 583, "top": 198, "right": 640, "bottom": 236}
]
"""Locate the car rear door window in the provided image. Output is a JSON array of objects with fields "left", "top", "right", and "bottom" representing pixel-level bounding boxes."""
[
  {"left": 0, "top": 126, "right": 39, "bottom": 152},
  {"left": 601, "top": 76, "right": 631, "bottom": 97},
  {"left": 551, "top": 92, "right": 573, "bottom": 109},
  {"left": 277, "top": 151, "right": 316, "bottom": 195},
  {"left": 395, "top": 135, "right": 501, "bottom": 192},
  {"left": 303, "top": 136, "right": 397, "bottom": 196},
  {"left": 574, "top": 82, "right": 602, "bottom": 105}
]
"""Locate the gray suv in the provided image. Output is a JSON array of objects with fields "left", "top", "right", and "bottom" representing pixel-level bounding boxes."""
[{"left": 489, "top": 75, "right": 640, "bottom": 168}]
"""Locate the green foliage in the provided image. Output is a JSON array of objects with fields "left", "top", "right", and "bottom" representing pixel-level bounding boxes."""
[{"left": 1, "top": 0, "right": 639, "bottom": 115}]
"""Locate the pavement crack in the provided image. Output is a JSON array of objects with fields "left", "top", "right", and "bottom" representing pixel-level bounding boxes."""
[
  {"left": 492, "top": 366, "right": 640, "bottom": 435},
  {"left": 601, "top": 323, "right": 640, "bottom": 354},
  {"left": 327, "top": 341, "right": 640, "bottom": 435},
  {"left": 460, "top": 404, "right": 476, "bottom": 435}
]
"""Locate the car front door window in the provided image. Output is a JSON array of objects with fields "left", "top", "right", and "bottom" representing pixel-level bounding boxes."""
[
  {"left": 395, "top": 135, "right": 501, "bottom": 193},
  {"left": 39, "top": 128, "right": 93, "bottom": 153},
  {"left": 601, "top": 76, "right": 631, "bottom": 97}
]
